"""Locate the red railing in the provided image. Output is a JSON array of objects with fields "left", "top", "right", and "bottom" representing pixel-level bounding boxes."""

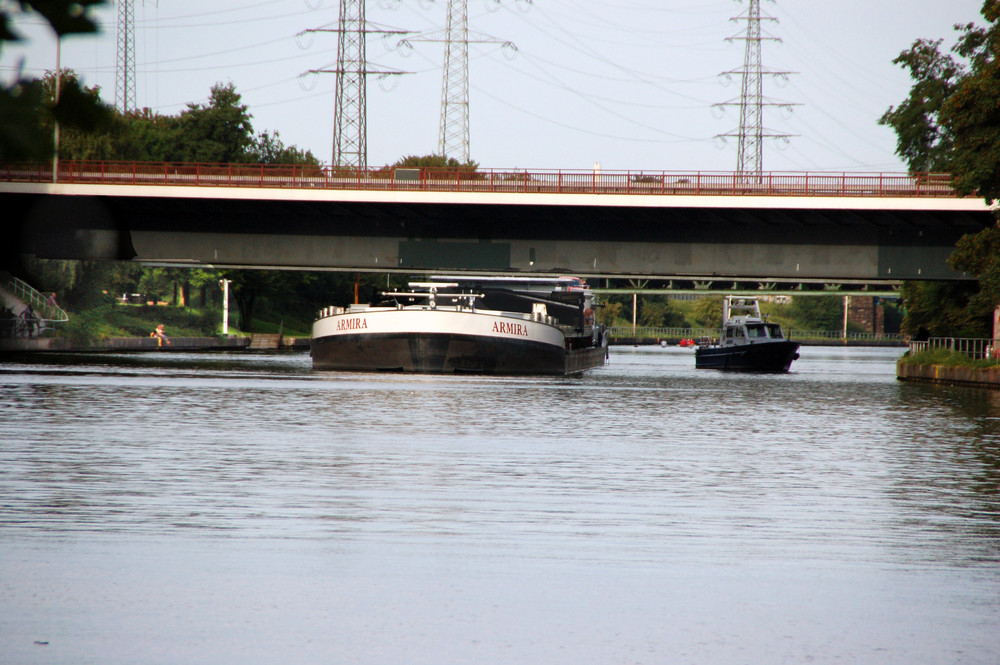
[{"left": 0, "top": 161, "right": 964, "bottom": 198}]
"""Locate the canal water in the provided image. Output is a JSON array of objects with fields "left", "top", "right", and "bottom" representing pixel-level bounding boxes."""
[{"left": 1, "top": 346, "right": 998, "bottom": 665}]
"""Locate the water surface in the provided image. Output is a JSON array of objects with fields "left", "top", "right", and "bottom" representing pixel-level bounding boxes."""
[{"left": 1, "top": 346, "right": 998, "bottom": 664}]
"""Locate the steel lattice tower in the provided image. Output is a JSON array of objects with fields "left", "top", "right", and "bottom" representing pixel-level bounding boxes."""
[
  {"left": 303, "top": 5, "right": 407, "bottom": 168},
  {"left": 333, "top": 0, "right": 368, "bottom": 168},
  {"left": 735, "top": 0, "right": 765, "bottom": 174},
  {"left": 439, "top": 0, "right": 470, "bottom": 162},
  {"left": 716, "top": 0, "right": 795, "bottom": 175},
  {"left": 115, "top": 0, "right": 137, "bottom": 113}
]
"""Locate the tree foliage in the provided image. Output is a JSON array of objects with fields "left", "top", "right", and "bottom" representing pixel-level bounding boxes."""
[
  {"left": 638, "top": 295, "right": 684, "bottom": 327},
  {"left": 0, "top": 1, "right": 113, "bottom": 161},
  {"left": 878, "top": 38, "right": 963, "bottom": 173},
  {"left": 392, "top": 154, "right": 478, "bottom": 170},
  {"left": 35, "top": 78, "right": 321, "bottom": 165},
  {"left": 882, "top": 3, "right": 1000, "bottom": 336}
]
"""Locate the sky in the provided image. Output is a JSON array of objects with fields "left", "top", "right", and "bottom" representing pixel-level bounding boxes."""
[{"left": 0, "top": 0, "right": 987, "bottom": 172}]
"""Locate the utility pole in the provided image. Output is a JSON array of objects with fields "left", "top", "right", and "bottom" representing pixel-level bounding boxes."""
[
  {"left": 715, "top": 0, "right": 797, "bottom": 176},
  {"left": 303, "top": 1, "right": 407, "bottom": 168},
  {"left": 115, "top": 0, "right": 137, "bottom": 113}
]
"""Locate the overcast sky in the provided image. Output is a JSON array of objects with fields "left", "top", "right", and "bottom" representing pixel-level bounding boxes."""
[{"left": 1, "top": 0, "right": 986, "bottom": 172}]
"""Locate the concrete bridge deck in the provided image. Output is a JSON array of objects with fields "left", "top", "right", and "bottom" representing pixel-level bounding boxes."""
[{"left": 2, "top": 162, "right": 993, "bottom": 281}]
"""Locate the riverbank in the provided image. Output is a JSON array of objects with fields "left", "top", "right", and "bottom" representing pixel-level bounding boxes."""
[
  {"left": 896, "top": 362, "right": 1000, "bottom": 390},
  {"left": 2, "top": 335, "right": 899, "bottom": 354},
  {"left": 609, "top": 336, "right": 905, "bottom": 347},
  {"left": 0, "top": 335, "right": 309, "bottom": 353}
]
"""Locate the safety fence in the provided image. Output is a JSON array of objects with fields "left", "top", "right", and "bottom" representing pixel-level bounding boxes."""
[
  {"left": 0, "top": 273, "right": 69, "bottom": 339},
  {"left": 0, "top": 161, "right": 963, "bottom": 198},
  {"left": 606, "top": 326, "right": 906, "bottom": 344},
  {"left": 908, "top": 337, "right": 1000, "bottom": 363}
]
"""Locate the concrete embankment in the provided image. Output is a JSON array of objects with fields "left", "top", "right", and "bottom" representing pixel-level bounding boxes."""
[
  {"left": 897, "top": 362, "right": 1000, "bottom": 390},
  {"left": 0, "top": 336, "right": 310, "bottom": 353}
]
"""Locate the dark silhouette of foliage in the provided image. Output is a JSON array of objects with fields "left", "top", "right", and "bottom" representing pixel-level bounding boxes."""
[
  {"left": 0, "top": 1, "right": 112, "bottom": 161},
  {"left": 882, "top": 3, "right": 1000, "bottom": 336}
]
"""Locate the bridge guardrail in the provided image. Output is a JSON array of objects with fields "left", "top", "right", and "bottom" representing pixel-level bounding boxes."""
[{"left": 0, "top": 161, "right": 963, "bottom": 198}]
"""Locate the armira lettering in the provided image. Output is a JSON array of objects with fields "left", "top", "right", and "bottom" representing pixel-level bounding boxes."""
[
  {"left": 492, "top": 321, "right": 529, "bottom": 337},
  {"left": 336, "top": 317, "right": 368, "bottom": 331}
]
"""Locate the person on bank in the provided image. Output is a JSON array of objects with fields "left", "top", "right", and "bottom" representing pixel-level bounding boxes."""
[{"left": 151, "top": 324, "right": 171, "bottom": 346}]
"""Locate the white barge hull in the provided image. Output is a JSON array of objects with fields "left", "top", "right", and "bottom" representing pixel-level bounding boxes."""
[{"left": 311, "top": 308, "right": 606, "bottom": 375}]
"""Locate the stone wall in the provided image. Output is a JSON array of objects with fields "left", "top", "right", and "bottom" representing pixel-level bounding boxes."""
[
  {"left": 848, "top": 296, "right": 884, "bottom": 334},
  {"left": 897, "top": 362, "right": 1000, "bottom": 389}
]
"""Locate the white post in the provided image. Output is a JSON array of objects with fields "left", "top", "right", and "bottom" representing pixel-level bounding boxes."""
[
  {"left": 632, "top": 292, "right": 637, "bottom": 340},
  {"left": 842, "top": 295, "right": 850, "bottom": 342},
  {"left": 993, "top": 302, "right": 1000, "bottom": 360},
  {"left": 220, "top": 279, "right": 231, "bottom": 336},
  {"left": 52, "top": 37, "right": 61, "bottom": 184}
]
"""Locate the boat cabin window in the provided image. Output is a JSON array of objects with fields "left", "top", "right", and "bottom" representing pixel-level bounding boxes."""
[
  {"left": 726, "top": 325, "right": 744, "bottom": 339},
  {"left": 766, "top": 323, "right": 783, "bottom": 338},
  {"left": 746, "top": 324, "right": 769, "bottom": 338}
]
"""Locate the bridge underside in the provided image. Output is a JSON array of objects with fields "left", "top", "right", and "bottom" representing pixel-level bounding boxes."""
[{"left": 4, "top": 191, "right": 992, "bottom": 281}]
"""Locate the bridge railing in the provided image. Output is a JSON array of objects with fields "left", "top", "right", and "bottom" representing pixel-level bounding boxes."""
[{"left": 0, "top": 161, "right": 963, "bottom": 198}]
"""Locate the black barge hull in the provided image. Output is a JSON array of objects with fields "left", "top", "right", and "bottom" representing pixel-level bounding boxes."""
[{"left": 311, "top": 332, "right": 608, "bottom": 375}]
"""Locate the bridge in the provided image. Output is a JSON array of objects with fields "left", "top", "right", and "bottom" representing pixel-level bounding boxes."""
[{"left": 1, "top": 162, "right": 993, "bottom": 285}]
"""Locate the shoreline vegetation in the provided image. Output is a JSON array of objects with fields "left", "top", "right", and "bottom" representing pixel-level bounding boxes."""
[
  {"left": 898, "top": 347, "right": 1000, "bottom": 369},
  {"left": 6, "top": 295, "right": 904, "bottom": 351},
  {"left": 896, "top": 344, "right": 1000, "bottom": 390}
]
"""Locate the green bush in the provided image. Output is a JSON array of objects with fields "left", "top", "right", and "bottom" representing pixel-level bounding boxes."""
[{"left": 899, "top": 347, "right": 999, "bottom": 368}]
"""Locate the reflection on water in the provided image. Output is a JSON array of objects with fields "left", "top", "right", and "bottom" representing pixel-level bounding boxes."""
[{"left": 1, "top": 346, "right": 999, "bottom": 664}]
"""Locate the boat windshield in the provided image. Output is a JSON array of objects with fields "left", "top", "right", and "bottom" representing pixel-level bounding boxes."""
[
  {"left": 746, "top": 324, "right": 769, "bottom": 338},
  {"left": 766, "top": 323, "right": 784, "bottom": 338}
]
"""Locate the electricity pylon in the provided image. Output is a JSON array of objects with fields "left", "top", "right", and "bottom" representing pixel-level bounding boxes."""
[
  {"left": 303, "top": 0, "right": 407, "bottom": 168},
  {"left": 115, "top": 0, "right": 137, "bottom": 113},
  {"left": 439, "top": 0, "right": 470, "bottom": 162},
  {"left": 715, "top": 0, "right": 797, "bottom": 175},
  {"left": 401, "top": 0, "right": 523, "bottom": 163}
]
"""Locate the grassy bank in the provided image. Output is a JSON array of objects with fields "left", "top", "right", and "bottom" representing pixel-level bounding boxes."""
[
  {"left": 53, "top": 304, "right": 310, "bottom": 347},
  {"left": 898, "top": 347, "right": 1000, "bottom": 369}
]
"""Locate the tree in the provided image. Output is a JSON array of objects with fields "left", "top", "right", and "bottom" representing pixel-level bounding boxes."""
[
  {"left": 173, "top": 83, "right": 255, "bottom": 163},
  {"left": 596, "top": 300, "right": 622, "bottom": 326},
  {"left": 248, "top": 130, "right": 319, "bottom": 166},
  {"left": 948, "top": 223, "right": 1000, "bottom": 329},
  {"left": 0, "top": 1, "right": 112, "bottom": 161},
  {"left": 878, "top": 38, "right": 962, "bottom": 173},
  {"left": 899, "top": 280, "right": 983, "bottom": 338},
  {"left": 882, "top": 3, "right": 1000, "bottom": 335},
  {"left": 381, "top": 154, "right": 480, "bottom": 180},
  {"left": 788, "top": 296, "right": 843, "bottom": 331},
  {"left": 690, "top": 297, "right": 722, "bottom": 329},
  {"left": 392, "top": 154, "right": 478, "bottom": 170},
  {"left": 27, "top": 70, "right": 117, "bottom": 160},
  {"left": 638, "top": 295, "right": 683, "bottom": 327}
]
